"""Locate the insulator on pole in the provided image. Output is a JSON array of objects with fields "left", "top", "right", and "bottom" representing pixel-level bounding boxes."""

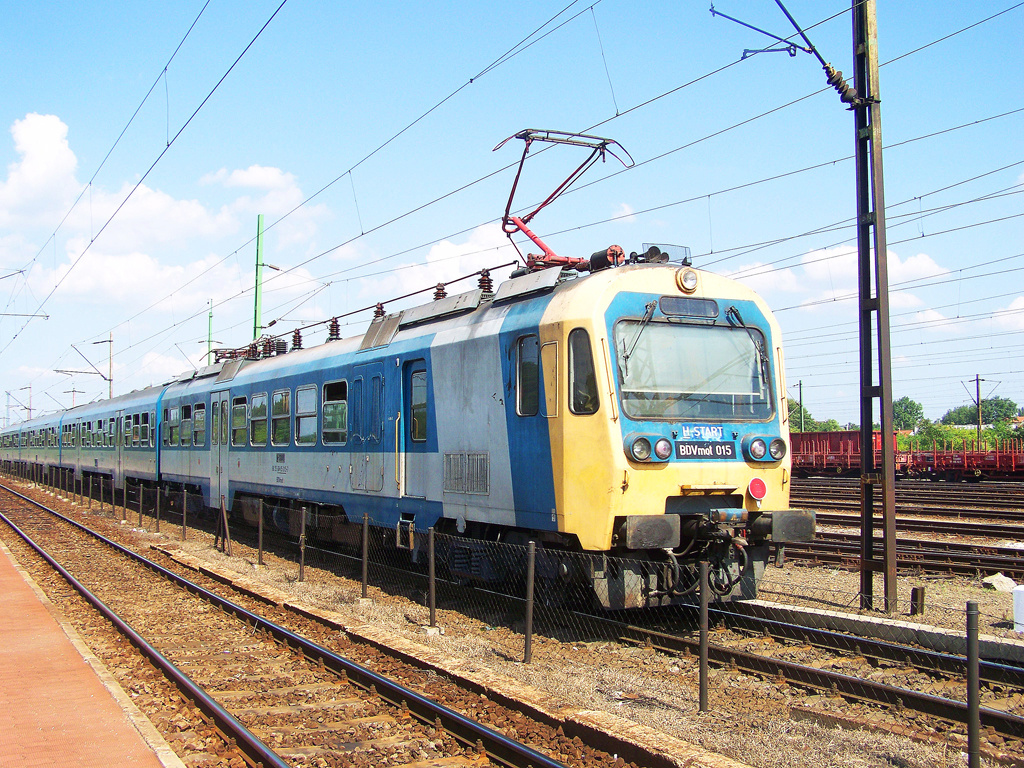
[
  {"left": 434, "top": 283, "right": 447, "bottom": 300},
  {"left": 327, "top": 317, "right": 340, "bottom": 341},
  {"left": 373, "top": 302, "right": 386, "bottom": 318},
  {"left": 292, "top": 329, "right": 302, "bottom": 350},
  {"left": 824, "top": 63, "right": 859, "bottom": 105}
]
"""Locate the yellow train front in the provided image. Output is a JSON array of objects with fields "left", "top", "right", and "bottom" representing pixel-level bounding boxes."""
[{"left": 513, "top": 257, "right": 813, "bottom": 609}]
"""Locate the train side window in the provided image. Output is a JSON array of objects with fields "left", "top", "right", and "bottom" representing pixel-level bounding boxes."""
[
  {"left": 272, "top": 390, "right": 291, "bottom": 446},
  {"left": 322, "top": 381, "right": 348, "bottom": 445},
  {"left": 231, "top": 397, "right": 247, "bottom": 446},
  {"left": 210, "top": 404, "right": 218, "bottom": 446},
  {"left": 174, "top": 408, "right": 186, "bottom": 446},
  {"left": 250, "top": 393, "right": 268, "bottom": 446},
  {"left": 108, "top": 419, "right": 115, "bottom": 448},
  {"left": 193, "top": 403, "right": 206, "bottom": 446},
  {"left": 220, "top": 399, "right": 229, "bottom": 446},
  {"left": 410, "top": 371, "right": 427, "bottom": 442},
  {"left": 370, "top": 375, "right": 383, "bottom": 441},
  {"left": 295, "top": 385, "right": 317, "bottom": 446},
  {"left": 350, "top": 379, "right": 363, "bottom": 439},
  {"left": 517, "top": 335, "right": 540, "bottom": 416},
  {"left": 150, "top": 411, "right": 156, "bottom": 447},
  {"left": 569, "top": 328, "right": 599, "bottom": 415},
  {"left": 168, "top": 408, "right": 180, "bottom": 446},
  {"left": 123, "top": 416, "right": 132, "bottom": 448}
]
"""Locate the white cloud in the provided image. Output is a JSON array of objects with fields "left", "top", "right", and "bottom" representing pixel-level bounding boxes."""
[
  {"left": 0, "top": 113, "right": 79, "bottom": 227},
  {"left": 352, "top": 223, "right": 518, "bottom": 309},
  {"left": 993, "top": 296, "right": 1024, "bottom": 331},
  {"left": 204, "top": 163, "right": 328, "bottom": 249},
  {"left": 612, "top": 202, "right": 636, "bottom": 223}
]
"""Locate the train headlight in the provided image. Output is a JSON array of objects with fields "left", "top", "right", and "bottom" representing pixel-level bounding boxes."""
[
  {"left": 654, "top": 438, "right": 673, "bottom": 460},
  {"left": 676, "top": 268, "right": 699, "bottom": 294},
  {"left": 749, "top": 438, "right": 767, "bottom": 460},
  {"left": 769, "top": 438, "right": 787, "bottom": 460},
  {"left": 630, "top": 437, "right": 652, "bottom": 461}
]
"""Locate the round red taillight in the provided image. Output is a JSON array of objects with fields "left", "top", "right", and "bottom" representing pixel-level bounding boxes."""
[{"left": 748, "top": 477, "right": 767, "bottom": 501}]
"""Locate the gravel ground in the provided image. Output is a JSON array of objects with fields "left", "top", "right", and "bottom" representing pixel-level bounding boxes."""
[
  {"left": 138, "top": 521, "right": 1019, "bottom": 768},
  {"left": 7, "top": 482, "right": 1021, "bottom": 768},
  {"left": 758, "top": 560, "right": 1022, "bottom": 639}
]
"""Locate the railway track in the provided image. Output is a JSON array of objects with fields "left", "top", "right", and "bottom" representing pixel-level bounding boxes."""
[
  {"left": 613, "top": 606, "right": 1024, "bottom": 744},
  {"left": 4, "top": 474, "right": 1024, "bottom": 764},
  {"left": 791, "top": 478, "right": 1024, "bottom": 521},
  {"left": 0, "top": 483, "right": 589, "bottom": 768},
  {"left": 775, "top": 535, "right": 1024, "bottom": 579},
  {"left": 813, "top": 512, "right": 1024, "bottom": 541}
]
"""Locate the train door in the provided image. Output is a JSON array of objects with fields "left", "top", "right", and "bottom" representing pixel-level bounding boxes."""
[
  {"left": 211, "top": 391, "right": 230, "bottom": 505},
  {"left": 115, "top": 409, "right": 124, "bottom": 488},
  {"left": 403, "top": 360, "right": 428, "bottom": 498},
  {"left": 350, "top": 362, "right": 384, "bottom": 493}
]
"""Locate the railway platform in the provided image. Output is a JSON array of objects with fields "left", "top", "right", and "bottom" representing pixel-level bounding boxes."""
[{"left": 0, "top": 540, "right": 181, "bottom": 768}]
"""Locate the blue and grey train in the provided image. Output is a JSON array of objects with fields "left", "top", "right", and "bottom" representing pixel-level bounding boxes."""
[{"left": 1, "top": 250, "right": 813, "bottom": 609}]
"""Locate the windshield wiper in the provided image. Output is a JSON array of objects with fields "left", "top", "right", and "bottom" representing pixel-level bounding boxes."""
[
  {"left": 621, "top": 301, "right": 658, "bottom": 378},
  {"left": 725, "top": 305, "right": 770, "bottom": 384}
]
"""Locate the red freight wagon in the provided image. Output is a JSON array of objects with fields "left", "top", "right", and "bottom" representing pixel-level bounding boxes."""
[{"left": 789, "top": 430, "right": 898, "bottom": 476}]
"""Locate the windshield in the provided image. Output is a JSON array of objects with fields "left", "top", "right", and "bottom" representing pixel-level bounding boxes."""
[{"left": 614, "top": 319, "right": 774, "bottom": 421}]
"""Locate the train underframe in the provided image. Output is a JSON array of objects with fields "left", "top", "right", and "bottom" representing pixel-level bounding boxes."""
[{"left": 2, "top": 461, "right": 789, "bottom": 611}]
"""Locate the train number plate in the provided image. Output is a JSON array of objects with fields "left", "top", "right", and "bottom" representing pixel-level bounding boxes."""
[{"left": 675, "top": 441, "right": 736, "bottom": 459}]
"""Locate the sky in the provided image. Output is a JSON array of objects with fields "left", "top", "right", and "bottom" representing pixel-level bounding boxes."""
[{"left": 1, "top": 1, "right": 1022, "bottom": 429}]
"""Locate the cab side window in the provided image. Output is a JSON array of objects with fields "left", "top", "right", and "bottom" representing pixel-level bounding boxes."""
[
  {"left": 517, "top": 335, "right": 540, "bottom": 416},
  {"left": 569, "top": 328, "right": 599, "bottom": 415}
]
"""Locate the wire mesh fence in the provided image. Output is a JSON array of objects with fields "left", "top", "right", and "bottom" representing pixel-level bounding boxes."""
[{"left": 2, "top": 465, "right": 1020, "bottom": 738}]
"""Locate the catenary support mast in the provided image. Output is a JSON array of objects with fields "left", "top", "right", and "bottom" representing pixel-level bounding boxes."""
[{"left": 853, "top": 0, "right": 897, "bottom": 612}]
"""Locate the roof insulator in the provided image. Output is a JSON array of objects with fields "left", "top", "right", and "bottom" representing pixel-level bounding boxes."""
[
  {"left": 246, "top": 343, "right": 259, "bottom": 360},
  {"left": 434, "top": 283, "right": 447, "bottom": 301},
  {"left": 292, "top": 329, "right": 302, "bottom": 350},
  {"left": 327, "top": 317, "right": 340, "bottom": 341},
  {"left": 373, "top": 303, "right": 386, "bottom": 318},
  {"left": 261, "top": 338, "right": 274, "bottom": 358},
  {"left": 478, "top": 269, "right": 493, "bottom": 295}
]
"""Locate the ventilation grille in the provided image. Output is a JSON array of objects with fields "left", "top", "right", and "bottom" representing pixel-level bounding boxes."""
[{"left": 443, "top": 452, "right": 489, "bottom": 495}]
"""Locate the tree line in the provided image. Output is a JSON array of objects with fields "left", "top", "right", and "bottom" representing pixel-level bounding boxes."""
[{"left": 787, "top": 395, "right": 1023, "bottom": 445}]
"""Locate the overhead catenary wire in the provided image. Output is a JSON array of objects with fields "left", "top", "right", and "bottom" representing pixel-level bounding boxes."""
[
  {"left": 1, "top": 0, "right": 292, "bottom": 358},
  {"left": 7, "top": 2, "right": 1022, "bottom": 410}
]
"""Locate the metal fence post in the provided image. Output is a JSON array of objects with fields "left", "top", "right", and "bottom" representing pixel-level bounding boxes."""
[
  {"left": 524, "top": 541, "right": 536, "bottom": 664},
  {"left": 218, "top": 495, "right": 232, "bottom": 556},
  {"left": 361, "top": 513, "right": 369, "bottom": 599},
  {"left": 911, "top": 586, "right": 925, "bottom": 616},
  {"left": 298, "top": 507, "right": 306, "bottom": 582},
  {"left": 182, "top": 488, "right": 188, "bottom": 541},
  {"left": 699, "top": 561, "right": 709, "bottom": 713},
  {"left": 155, "top": 486, "right": 160, "bottom": 533},
  {"left": 967, "top": 600, "right": 980, "bottom": 768},
  {"left": 122, "top": 482, "right": 127, "bottom": 521},
  {"left": 257, "top": 498, "right": 264, "bottom": 566},
  {"left": 138, "top": 485, "right": 144, "bottom": 527},
  {"left": 428, "top": 527, "right": 436, "bottom": 628}
]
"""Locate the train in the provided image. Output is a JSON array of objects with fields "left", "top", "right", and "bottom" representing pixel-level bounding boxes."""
[
  {"left": 790, "top": 430, "right": 1024, "bottom": 480},
  {"left": 1, "top": 248, "right": 814, "bottom": 609}
]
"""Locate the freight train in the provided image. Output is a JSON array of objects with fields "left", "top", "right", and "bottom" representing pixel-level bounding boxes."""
[
  {"left": 1, "top": 249, "right": 814, "bottom": 608},
  {"left": 790, "top": 430, "right": 1024, "bottom": 480}
]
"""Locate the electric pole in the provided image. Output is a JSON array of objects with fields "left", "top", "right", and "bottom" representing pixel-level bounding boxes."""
[{"left": 853, "top": 0, "right": 897, "bottom": 613}]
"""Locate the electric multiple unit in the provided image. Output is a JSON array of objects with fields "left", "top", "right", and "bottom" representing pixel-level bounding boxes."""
[{"left": 1, "top": 257, "right": 813, "bottom": 608}]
